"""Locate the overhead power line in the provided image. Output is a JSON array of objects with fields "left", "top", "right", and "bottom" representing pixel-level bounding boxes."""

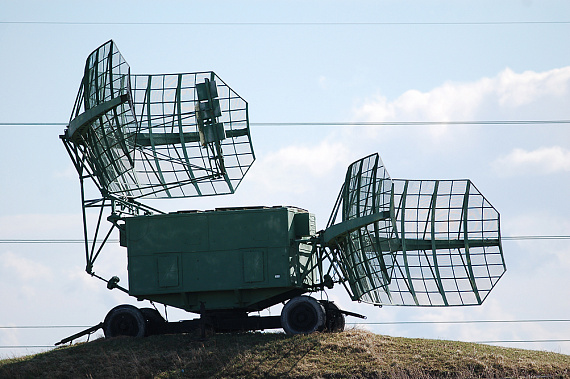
[
  {"left": 349, "top": 319, "right": 570, "bottom": 325},
  {"left": 2, "top": 120, "right": 570, "bottom": 127},
  {"left": 0, "top": 239, "right": 117, "bottom": 244},
  {"left": 1, "top": 21, "right": 569, "bottom": 26},
  {"left": 475, "top": 339, "right": 570, "bottom": 344},
  {"left": 252, "top": 120, "right": 570, "bottom": 126},
  {"left": 4, "top": 319, "right": 570, "bottom": 329},
  {"left": 502, "top": 235, "right": 570, "bottom": 240},
  {"left": 0, "top": 122, "right": 67, "bottom": 126},
  {"left": 1, "top": 236, "right": 569, "bottom": 244},
  {"left": 0, "top": 326, "right": 92, "bottom": 329},
  {"left": 1, "top": 321, "right": 570, "bottom": 349}
]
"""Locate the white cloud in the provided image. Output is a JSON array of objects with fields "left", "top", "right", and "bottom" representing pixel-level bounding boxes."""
[
  {"left": 496, "top": 67, "right": 570, "bottom": 108},
  {"left": 0, "top": 251, "right": 53, "bottom": 282},
  {"left": 356, "top": 81, "right": 488, "bottom": 122},
  {"left": 248, "top": 140, "right": 349, "bottom": 194},
  {"left": 352, "top": 66, "right": 570, "bottom": 146},
  {"left": 355, "top": 66, "right": 570, "bottom": 121},
  {"left": 492, "top": 146, "right": 570, "bottom": 176}
]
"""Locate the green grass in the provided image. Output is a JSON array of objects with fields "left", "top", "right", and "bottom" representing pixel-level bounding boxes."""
[{"left": 1, "top": 329, "right": 569, "bottom": 378}]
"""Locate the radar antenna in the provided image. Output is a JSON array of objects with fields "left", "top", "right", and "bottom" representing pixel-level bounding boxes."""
[
  {"left": 57, "top": 41, "right": 506, "bottom": 343},
  {"left": 323, "top": 153, "right": 506, "bottom": 306}
]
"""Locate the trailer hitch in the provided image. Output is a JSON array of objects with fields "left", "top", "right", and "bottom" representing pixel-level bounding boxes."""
[
  {"left": 55, "top": 323, "right": 103, "bottom": 346},
  {"left": 339, "top": 309, "right": 367, "bottom": 319}
]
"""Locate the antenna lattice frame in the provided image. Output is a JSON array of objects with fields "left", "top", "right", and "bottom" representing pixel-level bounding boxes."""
[
  {"left": 326, "top": 154, "right": 506, "bottom": 306},
  {"left": 64, "top": 40, "right": 254, "bottom": 201}
]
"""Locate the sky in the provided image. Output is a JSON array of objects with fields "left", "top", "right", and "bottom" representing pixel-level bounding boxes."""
[{"left": 1, "top": 0, "right": 570, "bottom": 358}]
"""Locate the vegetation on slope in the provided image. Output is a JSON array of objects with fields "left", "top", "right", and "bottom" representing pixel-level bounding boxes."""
[{"left": 1, "top": 329, "right": 569, "bottom": 378}]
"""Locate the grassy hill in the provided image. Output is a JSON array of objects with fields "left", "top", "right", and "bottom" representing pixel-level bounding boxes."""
[{"left": 1, "top": 329, "right": 569, "bottom": 378}]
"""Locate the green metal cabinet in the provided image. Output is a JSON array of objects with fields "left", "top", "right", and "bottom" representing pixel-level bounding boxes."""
[{"left": 122, "top": 206, "right": 317, "bottom": 313}]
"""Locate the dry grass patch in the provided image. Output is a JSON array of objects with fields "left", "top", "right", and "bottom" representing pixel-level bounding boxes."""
[{"left": 0, "top": 329, "right": 569, "bottom": 378}]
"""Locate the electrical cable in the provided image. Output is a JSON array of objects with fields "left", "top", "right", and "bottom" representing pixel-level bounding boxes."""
[
  {"left": 4, "top": 319, "right": 570, "bottom": 329},
  {"left": 251, "top": 120, "right": 570, "bottom": 126},
  {"left": 2, "top": 236, "right": 569, "bottom": 244},
  {"left": 502, "top": 236, "right": 570, "bottom": 240},
  {"left": 2, "top": 120, "right": 570, "bottom": 127},
  {"left": 0, "top": 122, "right": 67, "bottom": 125},
  {"left": 0, "top": 326, "right": 92, "bottom": 329},
  {"left": 347, "top": 319, "right": 570, "bottom": 325},
  {"left": 475, "top": 339, "right": 570, "bottom": 344},
  {"left": 1, "top": 21, "right": 569, "bottom": 26},
  {"left": 3, "top": 321, "right": 570, "bottom": 348},
  {"left": 0, "top": 240, "right": 119, "bottom": 244}
]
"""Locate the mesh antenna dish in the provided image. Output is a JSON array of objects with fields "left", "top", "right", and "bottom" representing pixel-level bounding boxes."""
[
  {"left": 64, "top": 40, "right": 254, "bottom": 200},
  {"left": 324, "top": 153, "right": 506, "bottom": 306}
]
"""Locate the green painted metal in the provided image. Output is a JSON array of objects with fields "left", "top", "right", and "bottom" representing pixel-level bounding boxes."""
[
  {"left": 143, "top": 75, "right": 172, "bottom": 197},
  {"left": 429, "top": 181, "right": 449, "bottom": 306},
  {"left": 461, "top": 181, "right": 482, "bottom": 304},
  {"left": 399, "top": 180, "right": 420, "bottom": 305},
  {"left": 124, "top": 206, "right": 317, "bottom": 312},
  {"left": 175, "top": 73, "right": 202, "bottom": 196},
  {"left": 67, "top": 94, "right": 128, "bottom": 142},
  {"left": 323, "top": 211, "right": 390, "bottom": 245}
]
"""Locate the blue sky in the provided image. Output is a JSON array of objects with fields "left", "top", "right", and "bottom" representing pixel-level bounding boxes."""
[{"left": 1, "top": 0, "right": 570, "bottom": 358}]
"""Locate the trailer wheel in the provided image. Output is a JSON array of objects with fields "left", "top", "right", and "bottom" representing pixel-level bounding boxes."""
[
  {"left": 103, "top": 304, "right": 146, "bottom": 338},
  {"left": 281, "top": 296, "right": 325, "bottom": 335},
  {"left": 322, "top": 301, "right": 345, "bottom": 333},
  {"left": 141, "top": 308, "right": 165, "bottom": 336}
]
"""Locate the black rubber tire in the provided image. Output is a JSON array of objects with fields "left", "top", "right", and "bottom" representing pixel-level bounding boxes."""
[
  {"left": 322, "top": 301, "right": 345, "bottom": 333},
  {"left": 140, "top": 308, "right": 166, "bottom": 336},
  {"left": 103, "top": 304, "right": 146, "bottom": 338},
  {"left": 281, "top": 296, "right": 326, "bottom": 335}
]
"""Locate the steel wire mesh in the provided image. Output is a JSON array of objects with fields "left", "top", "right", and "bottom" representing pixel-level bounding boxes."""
[
  {"left": 327, "top": 154, "right": 505, "bottom": 306},
  {"left": 378, "top": 179, "right": 505, "bottom": 306},
  {"left": 327, "top": 154, "right": 398, "bottom": 303},
  {"left": 66, "top": 40, "right": 254, "bottom": 200}
]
